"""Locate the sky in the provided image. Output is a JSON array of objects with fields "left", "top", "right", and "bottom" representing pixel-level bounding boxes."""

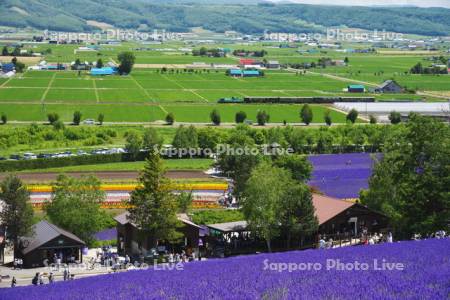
[{"left": 276, "top": 0, "right": 450, "bottom": 8}]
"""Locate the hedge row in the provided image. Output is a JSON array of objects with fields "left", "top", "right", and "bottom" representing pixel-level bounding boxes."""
[
  {"left": 243, "top": 97, "right": 375, "bottom": 104},
  {"left": 0, "top": 145, "right": 382, "bottom": 172},
  {"left": 0, "top": 153, "right": 134, "bottom": 172}
]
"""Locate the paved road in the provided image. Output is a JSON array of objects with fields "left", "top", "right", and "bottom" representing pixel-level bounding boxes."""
[{"left": 0, "top": 170, "right": 210, "bottom": 182}]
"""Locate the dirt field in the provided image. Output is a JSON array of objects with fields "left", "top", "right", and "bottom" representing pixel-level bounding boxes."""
[{"left": 0, "top": 56, "right": 42, "bottom": 64}]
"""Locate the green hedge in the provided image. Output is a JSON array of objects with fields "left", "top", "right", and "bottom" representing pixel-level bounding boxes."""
[{"left": 0, "top": 151, "right": 157, "bottom": 172}]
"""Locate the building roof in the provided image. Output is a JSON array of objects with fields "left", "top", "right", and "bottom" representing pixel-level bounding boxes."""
[
  {"left": 114, "top": 211, "right": 202, "bottom": 229},
  {"left": 377, "top": 80, "right": 400, "bottom": 90},
  {"left": 20, "top": 220, "right": 85, "bottom": 255},
  {"left": 229, "top": 69, "right": 243, "bottom": 75},
  {"left": 243, "top": 70, "right": 260, "bottom": 75},
  {"left": 206, "top": 194, "right": 356, "bottom": 233},
  {"left": 91, "top": 67, "right": 115, "bottom": 75},
  {"left": 348, "top": 85, "right": 365, "bottom": 89},
  {"left": 312, "top": 194, "right": 354, "bottom": 225},
  {"left": 239, "top": 59, "right": 255, "bottom": 65},
  {"left": 207, "top": 221, "right": 248, "bottom": 233}
]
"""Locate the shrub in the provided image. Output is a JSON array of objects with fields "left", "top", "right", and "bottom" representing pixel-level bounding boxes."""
[
  {"left": 389, "top": 111, "right": 402, "bottom": 124},
  {"left": 346, "top": 109, "right": 359, "bottom": 124},
  {"left": 47, "top": 113, "right": 59, "bottom": 124},
  {"left": 166, "top": 112, "right": 175, "bottom": 125},
  {"left": 256, "top": 110, "right": 269, "bottom": 126},
  {"left": 210, "top": 109, "right": 221, "bottom": 125},
  {"left": 73, "top": 111, "right": 82, "bottom": 125},
  {"left": 235, "top": 111, "right": 247, "bottom": 124},
  {"left": 98, "top": 113, "right": 104, "bottom": 125},
  {"left": 52, "top": 120, "right": 65, "bottom": 131}
]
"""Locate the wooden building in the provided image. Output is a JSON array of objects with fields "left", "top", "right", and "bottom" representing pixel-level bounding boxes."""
[
  {"left": 115, "top": 212, "right": 201, "bottom": 259},
  {"left": 205, "top": 194, "right": 389, "bottom": 256},
  {"left": 15, "top": 221, "right": 85, "bottom": 268}
]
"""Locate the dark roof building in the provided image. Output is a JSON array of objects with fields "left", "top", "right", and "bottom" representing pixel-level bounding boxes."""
[
  {"left": 115, "top": 212, "right": 201, "bottom": 259},
  {"left": 374, "top": 80, "right": 404, "bottom": 93},
  {"left": 15, "top": 220, "right": 85, "bottom": 268}
]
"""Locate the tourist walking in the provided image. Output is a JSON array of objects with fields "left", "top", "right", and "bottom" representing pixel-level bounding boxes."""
[{"left": 11, "top": 277, "right": 17, "bottom": 288}]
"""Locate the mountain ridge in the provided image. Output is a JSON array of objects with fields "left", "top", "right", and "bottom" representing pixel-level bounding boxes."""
[{"left": 1, "top": 0, "right": 449, "bottom": 36}]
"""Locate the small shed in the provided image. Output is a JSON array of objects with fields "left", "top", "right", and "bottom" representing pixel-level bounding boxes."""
[
  {"left": 15, "top": 220, "right": 85, "bottom": 268},
  {"left": 348, "top": 85, "right": 365, "bottom": 93},
  {"left": 1, "top": 63, "right": 15, "bottom": 73},
  {"left": 229, "top": 69, "right": 243, "bottom": 76},
  {"left": 91, "top": 67, "right": 116, "bottom": 76},
  {"left": 374, "top": 80, "right": 404, "bottom": 93},
  {"left": 242, "top": 70, "right": 260, "bottom": 77}
]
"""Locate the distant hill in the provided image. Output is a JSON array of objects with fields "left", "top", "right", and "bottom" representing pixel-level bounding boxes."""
[{"left": 1, "top": 0, "right": 450, "bottom": 36}]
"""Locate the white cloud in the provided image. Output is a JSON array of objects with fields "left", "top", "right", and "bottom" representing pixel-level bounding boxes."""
[{"left": 275, "top": 0, "right": 450, "bottom": 8}]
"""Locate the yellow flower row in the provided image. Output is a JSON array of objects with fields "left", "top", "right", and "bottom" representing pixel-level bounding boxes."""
[
  {"left": 27, "top": 183, "right": 228, "bottom": 193},
  {"left": 32, "top": 200, "right": 221, "bottom": 210}
]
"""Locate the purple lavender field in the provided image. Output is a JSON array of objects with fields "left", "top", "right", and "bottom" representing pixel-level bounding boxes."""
[
  {"left": 308, "top": 153, "right": 381, "bottom": 199},
  {"left": 94, "top": 228, "right": 117, "bottom": 241},
  {"left": 1, "top": 239, "right": 449, "bottom": 300}
]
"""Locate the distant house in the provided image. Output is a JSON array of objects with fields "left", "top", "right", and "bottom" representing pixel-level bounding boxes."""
[
  {"left": 375, "top": 80, "right": 404, "bottom": 93},
  {"left": 90, "top": 67, "right": 117, "bottom": 76},
  {"left": 15, "top": 220, "right": 86, "bottom": 268},
  {"left": 239, "top": 58, "right": 255, "bottom": 66},
  {"left": 347, "top": 85, "right": 365, "bottom": 93},
  {"left": 115, "top": 212, "right": 202, "bottom": 259},
  {"left": 266, "top": 60, "right": 280, "bottom": 69}
]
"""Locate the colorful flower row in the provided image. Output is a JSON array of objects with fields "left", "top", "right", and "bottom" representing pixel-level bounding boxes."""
[{"left": 27, "top": 183, "right": 228, "bottom": 193}]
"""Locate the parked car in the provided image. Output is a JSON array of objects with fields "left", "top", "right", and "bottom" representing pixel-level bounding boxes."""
[
  {"left": 77, "top": 150, "right": 88, "bottom": 156},
  {"left": 9, "top": 154, "right": 21, "bottom": 160},
  {"left": 83, "top": 119, "right": 95, "bottom": 125},
  {"left": 37, "top": 153, "right": 53, "bottom": 159},
  {"left": 23, "top": 153, "right": 38, "bottom": 160}
]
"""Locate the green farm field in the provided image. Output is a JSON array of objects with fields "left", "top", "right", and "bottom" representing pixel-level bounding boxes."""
[{"left": 0, "top": 69, "right": 366, "bottom": 123}]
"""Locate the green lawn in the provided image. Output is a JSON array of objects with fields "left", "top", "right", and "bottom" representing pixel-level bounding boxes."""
[
  {"left": 161, "top": 104, "right": 349, "bottom": 123},
  {"left": 18, "top": 159, "right": 213, "bottom": 173}
]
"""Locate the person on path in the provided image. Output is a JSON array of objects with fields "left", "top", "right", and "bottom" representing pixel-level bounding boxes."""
[{"left": 11, "top": 277, "right": 17, "bottom": 288}]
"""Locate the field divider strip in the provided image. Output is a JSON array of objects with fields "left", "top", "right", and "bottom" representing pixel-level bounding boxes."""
[
  {"left": 129, "top": 74, "right": 168, "bottom": 116},
  {"left": 0, "top": 77, "right": 14, "bottom": 88},
  {"left": 40, "top": 73, "right": 56, "bottom": 103},
  {"left": 92, "top": 79, "right": 100, "bottom": 103}
]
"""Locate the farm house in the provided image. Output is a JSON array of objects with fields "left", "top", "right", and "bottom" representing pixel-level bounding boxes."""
[{"left": 374, "top": 80, "right": 404, "bottom": 93}]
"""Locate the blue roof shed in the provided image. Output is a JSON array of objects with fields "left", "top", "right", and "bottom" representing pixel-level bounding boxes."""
[
  {"left": 229, "top": 69, "right": 243, "bottom": 76},
  {"left": 90, "top": 67, "right": 116, "bottom": 76},
  {"left": 243, "top": 70, "right": 260, "bottom": 77},
  {"left": 1, "top": 63, "right": 15, "bottom": 73}
]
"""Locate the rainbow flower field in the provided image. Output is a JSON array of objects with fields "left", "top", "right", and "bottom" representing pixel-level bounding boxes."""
[{"left": 1, "top": 239, "right": 448, "bottom": 299}]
